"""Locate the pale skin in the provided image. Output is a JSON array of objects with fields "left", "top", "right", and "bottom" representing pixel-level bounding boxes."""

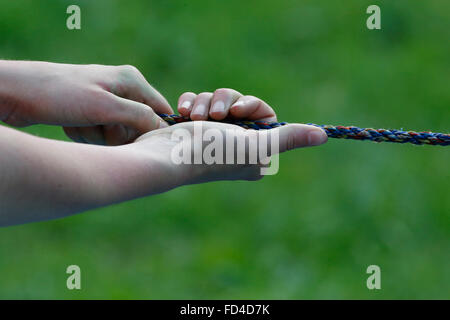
[{"left": 0, "top": 61, "right": 328, "bottom": 227}]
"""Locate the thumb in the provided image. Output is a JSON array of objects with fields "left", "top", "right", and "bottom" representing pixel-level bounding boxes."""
[{"left": 258, "top": 123, "right": 328, "bottom": 156}]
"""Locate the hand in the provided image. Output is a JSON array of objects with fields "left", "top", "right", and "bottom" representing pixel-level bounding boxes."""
[
  {"left": 125, "top": 120, "right": 328, "bottom": 189},
  {"left": 0, "top": 61, "right": 172, "bottom": 145},
  {"left": 0, "top": 86, "right": 327, "bottom": 225},
  {"left": 177, "top": 88, "right": 277, "bottom": 122},
  {"left": 124, "top": 88, "right": 327, "bottom": 187}
]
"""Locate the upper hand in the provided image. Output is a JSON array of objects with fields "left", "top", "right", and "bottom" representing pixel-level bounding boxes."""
[{"left": 0, "top": 61, "right": 172, "bottom": 145}]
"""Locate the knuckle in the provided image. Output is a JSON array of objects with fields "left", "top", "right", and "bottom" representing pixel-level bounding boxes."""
[
  {"left": 197, "top": 92, "right": 212, "bottom": 98},
  {"left": 244, "top": 95, "right": 257, "bottom": 100},
  {"left": 214, "top": 88, "right": 229, "bottom": 95},
  {"left": 118, "top": 64, "right": 140, "bottom": 77},
  {"left": 122, "top": 64, "right": 138, "bottom": 73},
  {"left": 286, "top": 132, "right": 295, "bottom": 151},
  {"left": 247, "top": 96, "right": 263, "bottom": 108}
]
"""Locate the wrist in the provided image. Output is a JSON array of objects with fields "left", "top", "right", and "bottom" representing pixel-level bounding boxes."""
[
  {"left": 102, "top": 143, "right": 184, "bottom": 203},
  {"left": 0, "top": 60, "right": 43, "bottom": 125},
  {"left": 0, "top": 61, "right": 20, "bottom": 122}
]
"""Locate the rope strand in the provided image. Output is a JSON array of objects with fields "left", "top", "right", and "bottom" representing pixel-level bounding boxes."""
[{"left": 158, "top": 114, "right": 450, "bottom": 146}]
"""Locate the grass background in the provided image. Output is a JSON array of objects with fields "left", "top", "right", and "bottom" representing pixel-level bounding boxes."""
[{"left": 0, "top": 0, "right": 448, "bottom": 299}]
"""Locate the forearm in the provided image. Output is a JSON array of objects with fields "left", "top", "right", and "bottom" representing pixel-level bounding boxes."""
[
  {"left": 0, "top": 125, "right": 174, "bottom": 227},
  {"left": 0, "top": 60, "right": 62, "bottom": 125}
]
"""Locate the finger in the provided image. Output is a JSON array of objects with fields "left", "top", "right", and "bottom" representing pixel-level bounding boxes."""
[
  {"left": 77, "top": 126, "right": 106, "bottom": 145},
  {"left": 209, "top": 88, "right": 242, "bottom": 120},
  {"left": 191, "top": 92, "right": 213, "bottom": 120},
  {"left": 256, "top": 124, "right": 328, "bottom": 156},
  {"left": 116, "top": 65, "right": 174, "bottom": 114},
  {"left": 102, "top": 124, "right": 131, "bottom": 146},
  {"left": 230, "top": 95, "right": 277, "bottom": 122},
  {"left": 63, "top": 126, "right": 106, "bottom": 145},
  {"left": 178, "top": 92, "right": 196, "bottom": 116},
  {"left": 63, "top": 127, "right": 84, "bottom": 143},
  {"left": 138, "top": 79, "right": 174, "bottom": 114},
  {"left": 106, "top": 93, "right": 169, "bottom": 135}
]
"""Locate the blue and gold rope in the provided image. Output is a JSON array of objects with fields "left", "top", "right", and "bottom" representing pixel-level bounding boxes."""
[{"left": 158, "top": 114, "right": 450, "bottom": 146}]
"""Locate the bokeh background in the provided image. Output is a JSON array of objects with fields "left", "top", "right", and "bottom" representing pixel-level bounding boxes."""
[{"left": 0, "top": 0, "right": 448, "bottom": 299}]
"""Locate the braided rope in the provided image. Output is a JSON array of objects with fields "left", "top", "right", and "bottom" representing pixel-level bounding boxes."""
[{"left": 158, "top": 114, "right": 450, "bottom": 146}]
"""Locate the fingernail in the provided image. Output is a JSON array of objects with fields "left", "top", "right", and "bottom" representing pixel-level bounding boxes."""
[
  {"left": 180, "top": 100, "right": 192, "bottom": 111},
  {"left": 192, "top": 103, "right": 206, "bottom": 117},
  {"left": 211, "top": 101, "right": 225, "bottom": 114},
  {"left": 307, "top": 129, "right": 328, "bottom": 146}
]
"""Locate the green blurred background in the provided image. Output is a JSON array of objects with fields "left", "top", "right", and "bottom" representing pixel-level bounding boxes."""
[{"left": 0, "top": 0, "right": 448, "bottom": 299}]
